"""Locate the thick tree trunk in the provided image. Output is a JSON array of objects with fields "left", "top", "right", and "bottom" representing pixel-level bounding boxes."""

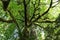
[{"left": 20, "top": 26, "right": 37, "bottom": 40}]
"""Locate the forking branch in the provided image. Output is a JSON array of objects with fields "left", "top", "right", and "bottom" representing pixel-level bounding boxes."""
[{"left": 28, "top": 0, "right": 53, "bottom": 27}]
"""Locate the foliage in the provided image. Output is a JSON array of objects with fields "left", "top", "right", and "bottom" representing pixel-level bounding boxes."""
[{"left": 0, "top": 0, "right": 60, "bottom": 40}]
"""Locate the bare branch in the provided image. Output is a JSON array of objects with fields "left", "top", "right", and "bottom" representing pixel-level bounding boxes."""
[
  {"left": 30, "top": 0, "right": 40, "bottom": 21},
  {"left": 34, "top": 23, "right": 45, "bottom": 29},
  {"left": 28, "top": 0, "right": 53, "bottom": 27},
  {"left": 52, "top": 2, "right": 59, "bottom": 8},
  {"left": 30, "top": 4, "right": 36, "bottom": 21},
  {"left": 17, "top": 18, "right": 24, "bottom": 22},
  {"left": 7, "top": 10, "right": 21, "bottom": 39},
  {"left": 7, "top": 10, "right": 20, "bottom": 28},
  {"left": 0, "top": 18, "right": 13, "bottom": 23},
  {"left": 23, "top": 0, "right": 27, "bottom": 27},
  {"left": 33, "top": 0, "right": 52, "bottom": 22},
  {"left": 36, "top": 20, "right": 56, "bottom": 23}
]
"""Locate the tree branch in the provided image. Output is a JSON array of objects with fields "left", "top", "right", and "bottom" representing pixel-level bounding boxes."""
[
  {"left": 23, "top": 0, "right": 27, "bottom": 27},
  {"left": 28, "top": 0, "right": 53, "bottom": 27},
  {"left": 33, "top": 0, "right": 52, "bottom": 22},
  {"left": 30, "top": 0, "right": 40, "bottom": 21},
  {"left": 30, "top": 4, "right": 36, "bottom": 21},
  {"left": 33, "top": 23, "right": 45, "bottom": 29},
  {"left": 52, "top": 2, "right": 59, "bottom": 8},
  {"left": 0, "top": 18, "right": 13, "bottom": 23},
  {"left": 7, "top": 10, "right": 21, "bottom": 40},
  {"left": 35, "top": 20, "right": 56, "bottom": 23}
]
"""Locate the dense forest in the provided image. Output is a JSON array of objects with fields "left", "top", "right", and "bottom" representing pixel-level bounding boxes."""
[{"left": 0, "top": 0, "right": 60, "bottom": 40}]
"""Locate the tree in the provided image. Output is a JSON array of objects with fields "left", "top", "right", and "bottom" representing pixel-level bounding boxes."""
[{"left": 0, "top": 0, "right": 60, "bottom": 40}]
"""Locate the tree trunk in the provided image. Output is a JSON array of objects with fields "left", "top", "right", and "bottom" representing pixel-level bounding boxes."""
[{"left": 21, "top": 26, "right": 37, "bottom": 40}]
